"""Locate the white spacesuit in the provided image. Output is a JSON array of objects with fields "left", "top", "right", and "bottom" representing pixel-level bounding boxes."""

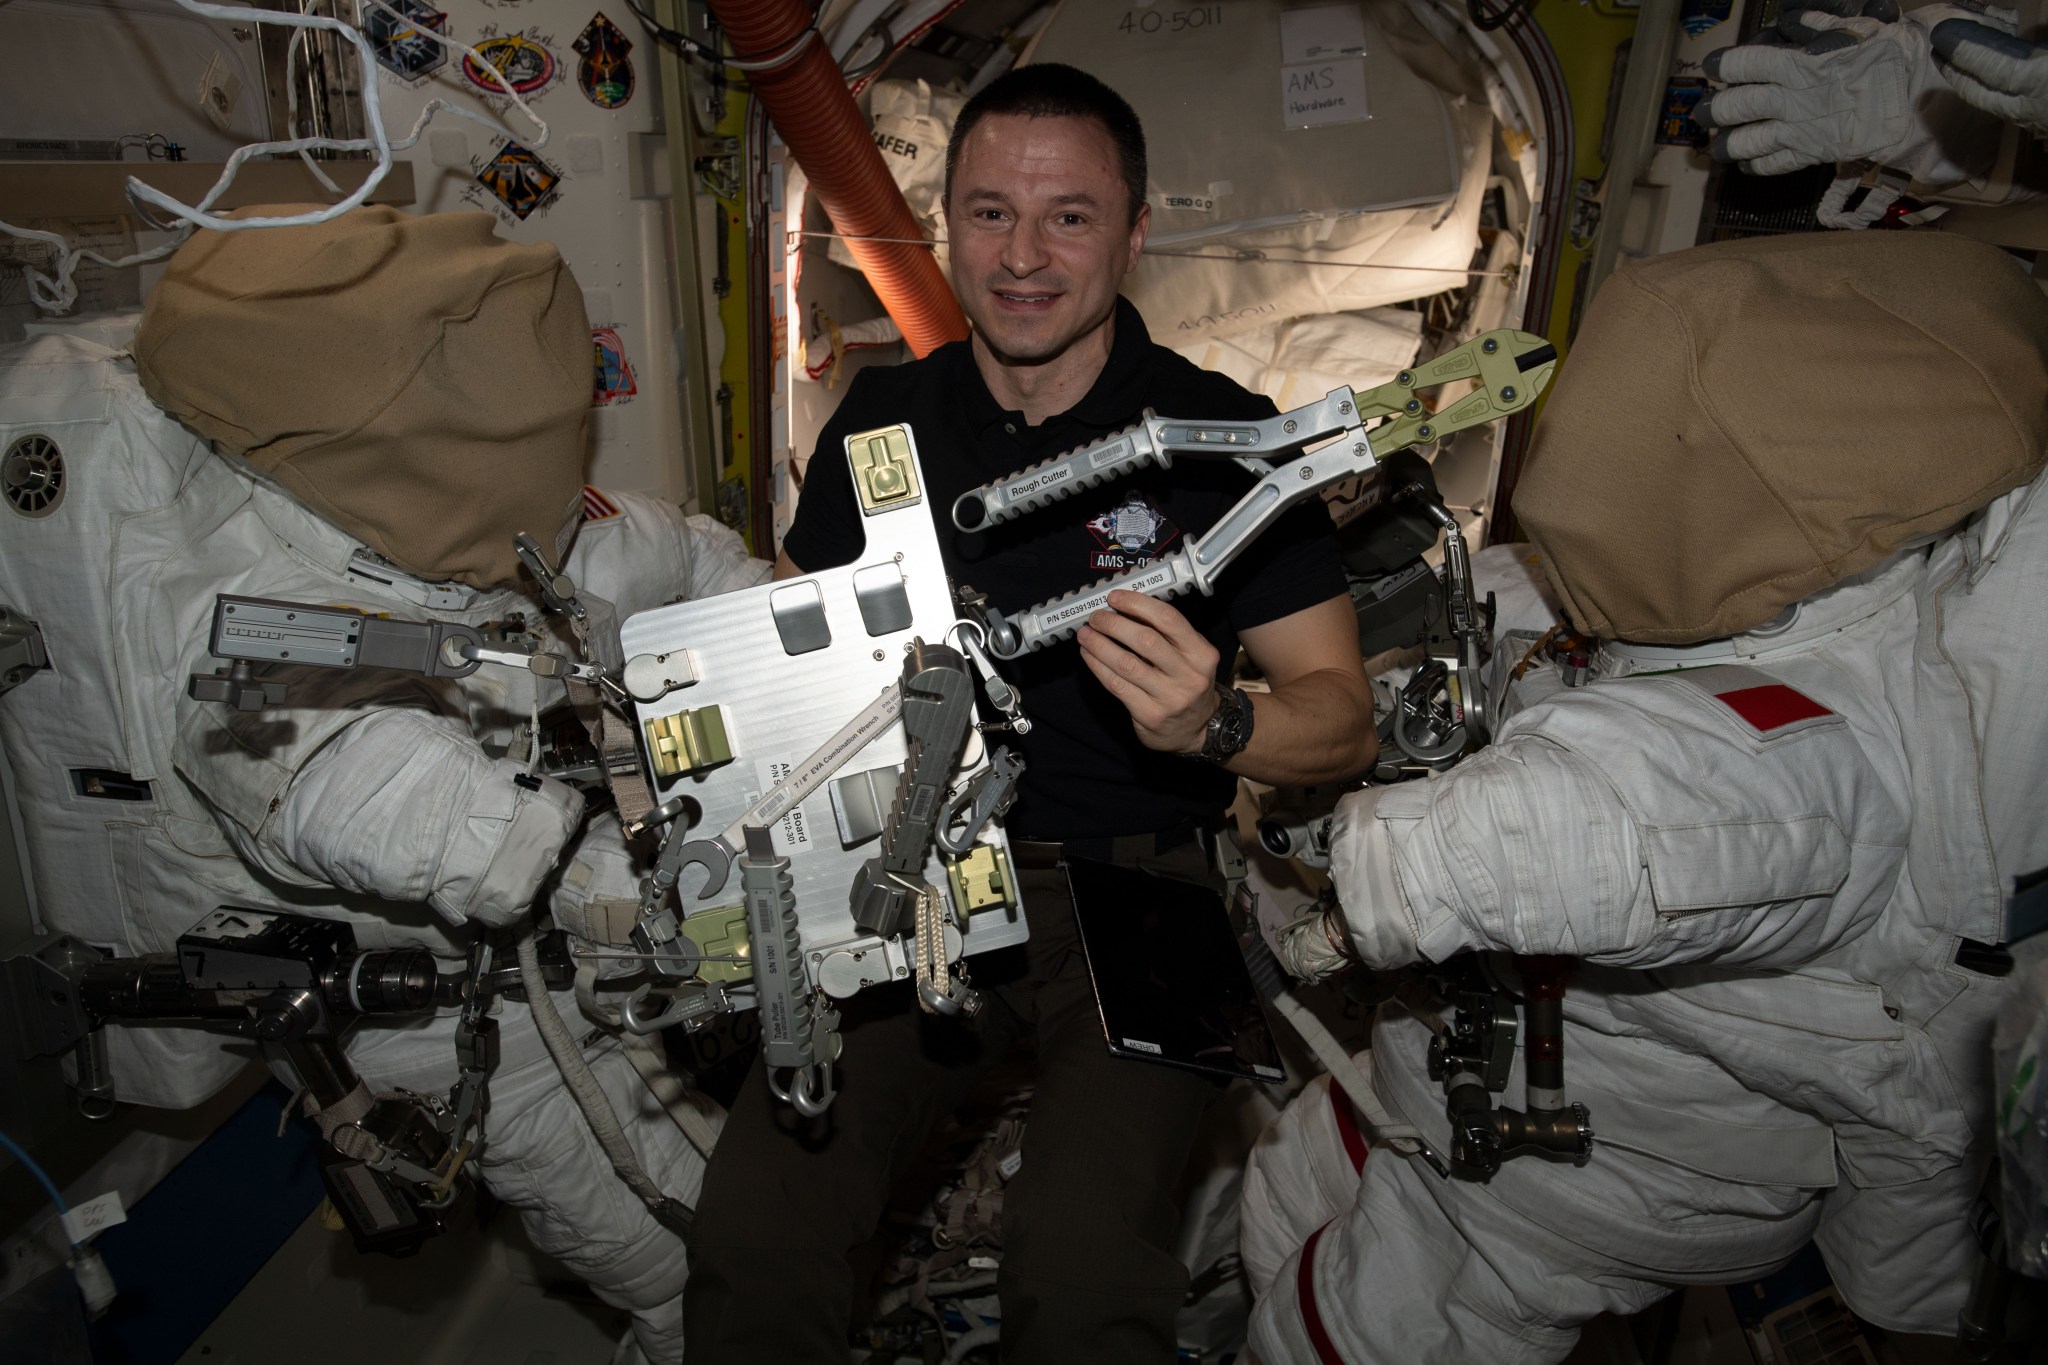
[
  {"left": 1249, "top": 230, "right": 2048, "bottom": 1362},
  {"left": 0, "top": 209, "right": 766, "bottom": 1363}
]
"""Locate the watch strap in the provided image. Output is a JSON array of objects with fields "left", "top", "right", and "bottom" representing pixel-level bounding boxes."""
[{"left": 1198, "top": 684, "right": 1255, "bottom": 764}]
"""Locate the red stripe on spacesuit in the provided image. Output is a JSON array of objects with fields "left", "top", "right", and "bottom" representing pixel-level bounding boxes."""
[
  {"left": 582, "top": 485, "right": 622, "bottom": 522},
  {"left": 1297, "top": 1223, "right": 1347, "bottom": 1365},
  {"left": 1327, "top": 1078, "right": 1368, "bottom": 1175},
  {"left": 1713, "top": 684, "right": 1830, "bottom": 731}
]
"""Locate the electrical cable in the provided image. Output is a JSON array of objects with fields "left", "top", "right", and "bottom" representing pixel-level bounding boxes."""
[
  {"left": 286, "top": 0, "right": 346, "bottom": 196},
  {"left": 115, "top": 133, "right": 179, "bottom": 161},
  {"left": 0, "top": 0, "right": 548, "bottom": 313},
  {"left": 839, "top": 20, "right": 892, "bottom": 80},
  {"left": 1468, "top": 0, "right": 1538, "bottom": 31},
  {"left": 3, "top": 1127, "right": 119, "bottom": 1318},
  {"left": 0, "top": 1129, "right": 74, "bottom": 1235},
  {"left": 622, "top": 0, "right": 821, "bottom": 73},
  {"left": 848, "top": 0, "right": 969, "bottom": 99}
]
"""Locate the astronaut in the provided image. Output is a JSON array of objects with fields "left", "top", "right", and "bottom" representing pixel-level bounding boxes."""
[
  {"left": 1248, "top": 229, "right": 2048, "bottom": 1361},
  {"left": 0, "top": 206, "right": 766, "bottom": 1363}
]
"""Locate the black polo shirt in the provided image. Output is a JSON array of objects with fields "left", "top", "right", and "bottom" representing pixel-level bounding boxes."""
[{"left": 782, "top": 296, "right": 1347, "bottom": 840}]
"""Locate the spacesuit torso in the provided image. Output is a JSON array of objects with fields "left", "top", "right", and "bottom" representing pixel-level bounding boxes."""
[
  {"left": 1358, "top": 475, "right": 2039, "bottom": 1330},
  {"left": 1244, "top": 474, "right": 2044, "bottom": 1362},
  {"left": 0, "top": 320, "right": 762, "bottom": 1108}
]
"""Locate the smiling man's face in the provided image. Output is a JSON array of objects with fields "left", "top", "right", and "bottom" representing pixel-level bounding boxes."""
[{"left": 945, "top": 112, "right": 1149, "bottom": 374}]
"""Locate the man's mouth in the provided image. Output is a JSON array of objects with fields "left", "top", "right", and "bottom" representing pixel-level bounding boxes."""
[{"left": 991, "top": 288, "right": 1059, "bottom": 307}]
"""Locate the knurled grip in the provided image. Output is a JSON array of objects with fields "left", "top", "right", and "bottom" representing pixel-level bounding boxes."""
[
  {"left": 740, "top": 826, "right": 814, "bottom": 1071},
  {"left": 880, "top": 642, "right": 976, "bottom": 872},
  {"left": 951, "top": 416, "right": 1164, "bottom": 532},
  {"left": 984, "top": 552, "right": 1202, "bottom": 659}
]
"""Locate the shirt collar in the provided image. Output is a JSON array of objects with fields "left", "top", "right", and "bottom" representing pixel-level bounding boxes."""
[{"left": 956, "top": 295, "right": 1153, "bottom": 435}]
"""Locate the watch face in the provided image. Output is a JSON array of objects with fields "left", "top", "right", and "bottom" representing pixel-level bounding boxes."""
[{"left": 1204, "top": 688, "right": 1251, "bottom": 760}]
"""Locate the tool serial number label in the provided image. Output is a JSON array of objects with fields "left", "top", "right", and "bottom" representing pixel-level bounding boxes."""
[{"left": 1118, "top": 5, "right": 1223, "bottom": 34}]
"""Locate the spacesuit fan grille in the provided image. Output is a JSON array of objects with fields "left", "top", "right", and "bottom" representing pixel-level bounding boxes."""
[{"left": 3, "top": 434, "right": 65, "bottom": 518}]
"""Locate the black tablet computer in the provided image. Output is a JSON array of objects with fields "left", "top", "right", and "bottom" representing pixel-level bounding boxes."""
[{"left": 1063, "top": 856, "right": 1286, "bottom": 1084}]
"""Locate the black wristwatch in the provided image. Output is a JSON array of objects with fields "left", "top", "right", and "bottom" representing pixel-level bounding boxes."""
[{"left": 1196, "top": 685, "right": 1255, "bottom": 765}]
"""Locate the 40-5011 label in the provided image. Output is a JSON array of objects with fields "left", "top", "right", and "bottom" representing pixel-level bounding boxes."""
[{"left": 1119, "top": 5, "right": 1224, "bottom": 35}]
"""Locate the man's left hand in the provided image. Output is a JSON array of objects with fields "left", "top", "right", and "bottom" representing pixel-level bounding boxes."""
[{"left": 1077, "top": 589, "right": 1222, "bottom": 754}]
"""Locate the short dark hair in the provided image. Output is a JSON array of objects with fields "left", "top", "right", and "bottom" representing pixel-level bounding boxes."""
[{"left": 944, "top": 64, "right": 1148, "bottom": 227}]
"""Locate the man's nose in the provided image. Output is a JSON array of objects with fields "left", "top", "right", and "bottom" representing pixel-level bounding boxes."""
[{"left": 1005, "top": 219, "right": 1051, "bottom": 277}]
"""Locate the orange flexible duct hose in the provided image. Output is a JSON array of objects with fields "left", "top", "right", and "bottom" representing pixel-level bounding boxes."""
[{"left": 706, "top": 0, "right": 968, "bottom": 358}]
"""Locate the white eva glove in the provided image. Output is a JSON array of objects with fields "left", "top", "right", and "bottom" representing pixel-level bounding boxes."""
[
  {"left": 1274, "top": 906, "right": 1355, "bottom": 985},
  {"left": 1933, "top": 15, "right": 2048, "bottom": 137},
  {"left": 1700, "top": 3, "right": 2003, "bottom": 186}
]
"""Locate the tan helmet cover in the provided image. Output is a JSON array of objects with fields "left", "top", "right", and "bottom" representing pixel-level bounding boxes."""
[
  {"left": 134, "top": 205, "right": 591, "bottom": 588},
  {"left": 1515, "top": 231, "right": 2048, "bottom": 644}
]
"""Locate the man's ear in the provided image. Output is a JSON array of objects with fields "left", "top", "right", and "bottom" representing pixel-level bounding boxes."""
[{"left": 1125, "top": 202, "right": 1151, "bottom": 276}]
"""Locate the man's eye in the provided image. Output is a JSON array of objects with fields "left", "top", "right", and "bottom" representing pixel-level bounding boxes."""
[
  {"left": 975, "top": 209, "right": 1008, "bottom": 223},
  {"left": 1056, "top": 213, "right": 1088, "bottom": 227}
]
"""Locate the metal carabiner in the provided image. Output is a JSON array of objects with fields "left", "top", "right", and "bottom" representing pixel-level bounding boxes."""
[
  {"left": 934, "top": 746, "right": 1025, "bottom": 855},
  {"left": 620, "top": 983, "right": 677, "bottom": 1036},
  {"left": 768, "top": 1063, "right": 836, "bottom": 1117}
]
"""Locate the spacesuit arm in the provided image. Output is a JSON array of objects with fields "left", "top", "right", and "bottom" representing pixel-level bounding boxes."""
[
  {"left": 588, "top": 493, "right": 770, "bottom": 604},
  {"left": 1329, "top": 738, "right": 1652, "bottom": 968},
  {"left": 678, "top": 509, "right": 772, "bottom": 599},
  {"left": 273, "top": 710, "right": 583, "bottom": 928},
  {"left": 1330, "top": 730, "right": 1876, "bottom": 972},
  {"left": 178, "top": 691, "right": 582, "bottom": 929}
]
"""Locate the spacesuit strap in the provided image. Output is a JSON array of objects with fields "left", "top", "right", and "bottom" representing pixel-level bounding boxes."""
[
  {"left": 618, "top": 1029, "right": 724, "bottom": 1160},
  {"left": 567, "top": 952, "right": 723, "bottom": 1159},
  {"left": 289, "top": 1074, "right": 377, "bottom": 1141},
  {"left": 1292, "top": 1222, "right": 1348, "bottom": 1365},
  {"left": 574, "top": 959, "right": 623, "bottom": 1027},
  {"left": 513, "top": 926, "right": 695, "bottom": 1237},
  {"left": 564, "top": 673, "right": 658, "bottom": 829}
]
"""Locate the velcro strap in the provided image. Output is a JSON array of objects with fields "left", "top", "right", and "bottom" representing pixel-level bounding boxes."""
[
  {"left": 567, "top": 676, "right": 657, "bottom": 829},
  {"left": 307, "top": 1078, "right": 378, "bottom": 1139}
]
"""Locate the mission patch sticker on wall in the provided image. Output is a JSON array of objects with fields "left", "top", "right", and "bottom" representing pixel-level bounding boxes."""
[
  {"left": 593, "top": 325, "right": 637, "bottom": 405},
  {"left": 468, "top": 140, "right": 562, "bottom": 222},
  {"left": 462, "top": 28, "right": 562, "bottom": 98},
  {"left": 575, "top": 13, "right": 635, "bottom": 109},
  {"left": 1659, "top": 78, "right": 1710, "bottom": 147},
  {"left": 366, "top": 0, "right": 448, "bottom": 82},
  {"left": 1680, "top": 0, "right": 1733, "bottom": 37}
]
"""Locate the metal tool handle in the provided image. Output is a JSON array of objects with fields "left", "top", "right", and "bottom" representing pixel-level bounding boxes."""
[
  {"left": 984, "top": 551, "right": 1204, "bottom": 658},
  {"left": 980, "top": 331, "right": 1557, "bottom": 660},
  {"left": 949, "top": 386, "right": 1370, "bottom": 533},
  {"left": 951, "top": 413, "right": 1166, "bottom": 532},
  {"left": 983, "top": 431, "right": 1378, "bottom": 659}
]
